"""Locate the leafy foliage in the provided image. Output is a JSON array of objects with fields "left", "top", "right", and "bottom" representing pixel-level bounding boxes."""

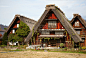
[
  {"left": 8, "top": 21, "right": 30, "bottom": 45},
  {"left": 8, "top": 34, "right": 16, "bottom": 42},
  {"left": 4, "top": 28, "right": 7, "bottom": 30},
  {"left": 2, "top": 32, "right": 8, "bottom": 45},
  {"left": 60, "top": 43, "right": 64, "bottom": 48},
  {"left": 13, "top": 35, "right": 23, "bottom": 42},
  {"left": 15, "top": 21, "right": 30, "bottom": 37}
]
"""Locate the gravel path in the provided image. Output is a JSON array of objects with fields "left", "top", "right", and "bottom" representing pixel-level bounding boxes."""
[{"left": 0, "top": 50, "right": 86, "bottom": 58}]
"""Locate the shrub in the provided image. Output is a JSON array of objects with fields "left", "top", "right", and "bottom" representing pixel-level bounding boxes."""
[
  {"left": 2, "top": 32, "right": 8, "bottom": 45},
  {"left": 60, "top": 43, "right": 64, "bottom": 48},
  {"left": 81, "top": 47, "right": 86, "bottom": 50}
]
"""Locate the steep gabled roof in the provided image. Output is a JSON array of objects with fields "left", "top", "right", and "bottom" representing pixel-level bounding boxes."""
[
  {"left": 25, "top": 4, "right": 82, "bottom": 43},
  {"left": 6, "top": 14, "right": 37, "bottom": 34},
  {"left": 71, "top": 14, "right": 86, "bottom": 28}
]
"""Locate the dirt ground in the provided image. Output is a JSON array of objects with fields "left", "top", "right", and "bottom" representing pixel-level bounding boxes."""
[{"left": 0, "top": 50, "right": 86, "bottom": 58}]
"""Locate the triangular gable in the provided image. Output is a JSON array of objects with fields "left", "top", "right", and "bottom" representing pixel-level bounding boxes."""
[
  {"left": 25, "top": 5, "right": 82, "bottom": 43},
  {"left": 71, "top": 14, "right": 86, "bottom": 28},
  {"left": 5, "top": 14, "right": 36, "bottom": 35}
]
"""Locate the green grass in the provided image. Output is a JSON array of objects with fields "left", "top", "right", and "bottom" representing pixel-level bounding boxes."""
[
  {"left": 0, "top": 45, "right": 86, "bottom": 54},
  {"left": 27, "top": 49, "right": 86, "bottom": 54},
  {"left": 49, "top": 50, "right": 86, "bottom": 54}
]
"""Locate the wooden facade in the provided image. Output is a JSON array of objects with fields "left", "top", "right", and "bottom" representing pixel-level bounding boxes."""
[
  {"left": 4, "top": 4, "right": 86, "bottom": 48},
  {"left": 71, "top": 14, "right": 86, "bottom": 47},
  {"left": 8, "top": 18, "right": 20, "bottom": 35},
  {"left": 6, "top": 15, "right": 36, "bottom": 36},
  {"left": 4, "top": 15, "right": 36, "bottom": 45},
  {"left": 26, "top": 5, "right": 82, "bottom": 48}
]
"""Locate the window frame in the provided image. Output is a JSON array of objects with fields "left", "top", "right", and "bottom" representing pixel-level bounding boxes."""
[
  {"left": 75, "top": 21, "right": 79, "bottom": 26},
  {"left": 76, "top": 30, "right": 80, "bottom": 35},
  {"left": 12, "top": 29, "right": 15, "bottom": 33},
  {"left": 17, "top": 24, "right": 19, "bottom": 28},
  {"left": 48, "top": 21, "right": 57, "bottom": 28}
]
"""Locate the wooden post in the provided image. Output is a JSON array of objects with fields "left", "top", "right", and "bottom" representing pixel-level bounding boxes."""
[
  {"left": 37, "top": 35, "right": 38, "bottom": 45},
  {"left": 85, "top": 35, "right": 86, "bottom": 47}
]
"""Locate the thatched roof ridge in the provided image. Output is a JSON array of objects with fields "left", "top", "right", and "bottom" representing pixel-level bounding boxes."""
[
  {"left": 52, "top": 9, "right": 82, "bottom": 42},
  {"left": 25, "top": 4, "right": 82, "bottom": 42},
  {"left": 71, "top": 14, "right": 86, "bottom": 28},
  {"left": 6, "top": 14, "right": 36, "bottom": 33},
  {"left": 25, "top": 10, "right": 49, "bottom": 42}
]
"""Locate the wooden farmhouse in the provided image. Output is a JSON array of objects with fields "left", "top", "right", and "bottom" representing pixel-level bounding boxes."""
[
  {"left": 5, "top": 14, "right": 36, "bottom": 45},
  {"left": 3, "top": 4, "right": 86, "bottom": 48},
  {"left": 71, "top": 14, "right": 86, "bottom": 47},
  {"left": 25, "top": 4, "right": 84, "bottom": 48}
]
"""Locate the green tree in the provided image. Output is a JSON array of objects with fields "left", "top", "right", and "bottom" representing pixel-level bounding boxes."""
[
  {"left": 15, "top": 21, "right": 30, "bottom": 45},
  {"left": 4, "top": 28, "right": 7, "bottom": 30},
  {"left": 2, "top": 32, "right": 8, "bottom": 45},
  {"left": 13, "top": 35, "right": 23, "bottom": 46},
  {"left": 8, "top": 34, "right": 16, "bottom": 46}
]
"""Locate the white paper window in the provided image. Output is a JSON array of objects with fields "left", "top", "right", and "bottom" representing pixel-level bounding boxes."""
[
  {"left": 12, "top": 29, "right": 15, "bottom": 33},
  {"left": 48, "top": 21, "right": 57, "bottom": 28},
  {"left": 42, "top": 31, "right": 49, "bottom": 35},
  {"left": 17, "top": 24, "right": 19, "bottom": 28},
  {"left": 75, "top": 21, "right": 79, "bottom": 26},
  {"left": 55, "top": 32, "right": 63, "bottom": 35}
]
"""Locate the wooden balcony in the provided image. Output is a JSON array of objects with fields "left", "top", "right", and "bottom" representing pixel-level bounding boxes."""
[
  {"left": 39, "top": 35, "right": 64, "bottom": 38},
  {"left": 39, "top": 29, "right": 65, "bottom": 31}
]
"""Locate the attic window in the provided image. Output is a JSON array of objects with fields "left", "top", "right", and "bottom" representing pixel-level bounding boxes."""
[
  {"left": 12, "top": 29, "right": 15, "bottom": 33},
  {"left": 17, "top": 24, "right": 19, "bottom": 28},
  {"left": 48, "top": 21, "right": 57, "bottom": 28},
  {"left": 75, "top": 21, "right": 79, "bottom": 26}
]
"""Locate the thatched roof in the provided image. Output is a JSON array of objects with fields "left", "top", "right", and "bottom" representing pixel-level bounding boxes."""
[
  {"left": 71, "top": 14, "right": 86, "bottom": 28},
  {"left": 6, "top": 14, "right": 36, "bottom": 34},
  {"left": 2, "top": 14, "right": 37, "bottom": 39},
  {"left": 25, "top": 4, "right": 82, "bottom": 43}
]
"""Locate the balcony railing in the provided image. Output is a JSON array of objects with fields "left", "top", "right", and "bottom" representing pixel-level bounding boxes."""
[{"left": 39, "top": 29, "right": 65, "bottom": 31}]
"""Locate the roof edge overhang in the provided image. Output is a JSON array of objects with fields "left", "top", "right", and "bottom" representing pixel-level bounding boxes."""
[{"left": 25, "top": 5, "right": 82, "bottom": 43}]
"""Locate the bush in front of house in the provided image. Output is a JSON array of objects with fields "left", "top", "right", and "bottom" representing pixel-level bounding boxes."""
[{"left": 60, "top": 43, "right": 64, "bottom": 48}]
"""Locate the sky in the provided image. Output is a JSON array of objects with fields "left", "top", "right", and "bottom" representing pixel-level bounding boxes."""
[{"left": 0, "top": 0, "right": 86, "bottom": 26}]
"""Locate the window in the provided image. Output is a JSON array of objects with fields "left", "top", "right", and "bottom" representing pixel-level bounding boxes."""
[
  {"left": 76, "top": 31, "right": 80, "bottom": 35},
  {"left": 12, "top": 29, "right": 15, "bottom": 33},
  {"left": 75, "top": 21, "right": 79, "bottom": 26},
  {"left": 55, "top": 31, "right": 63, "bottom": 35},
  {"left": 48, "top": 21, "right": 57, "bottom": 28},
  {"left": 17, "top": 24, "right": 19, "bottom": 28},
  {"left": 42, "top": 31, "right": 49, "bottom": 35}
]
